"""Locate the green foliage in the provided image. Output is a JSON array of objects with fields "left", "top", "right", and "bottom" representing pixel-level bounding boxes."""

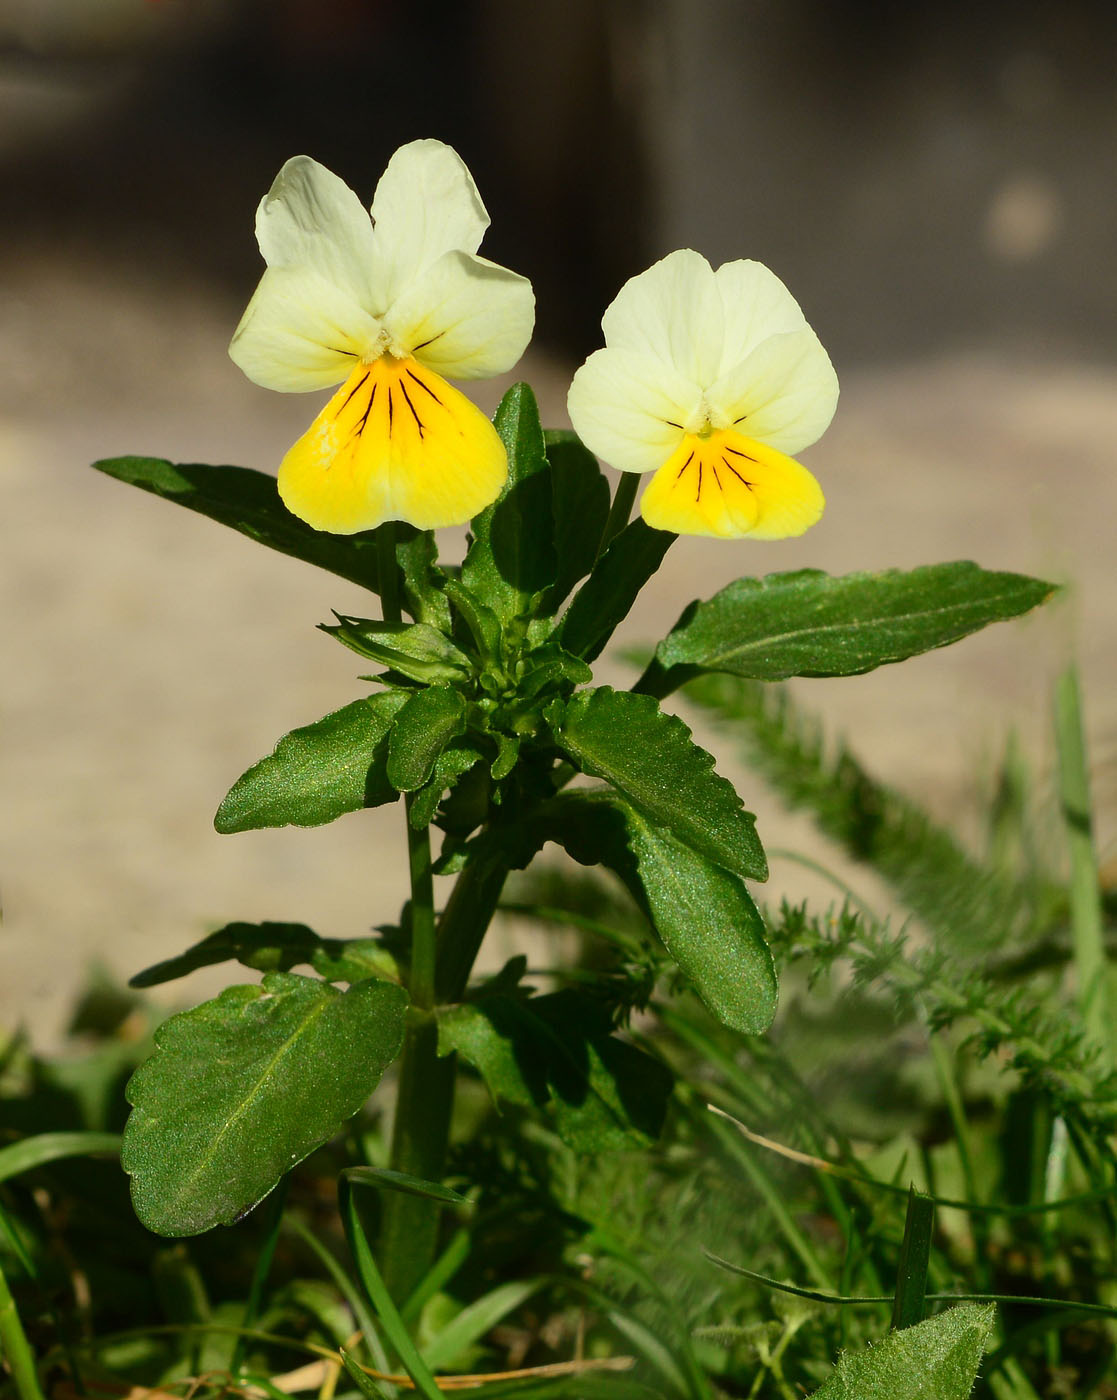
[
  {"left": 387, "top": 685, "right": 468, "bottom": 791},
  {"left": 121, "top": 972, "right": 407, "bottom": 1235},
  {"left": 555, "top": 686, "right": 767, "bottom": 880},
  {"left": 73, "top": 378, "right": 1083, "bottom": 1398},
  {"left": 541, "top": 429, "right": 611, "bottom": 610},
  {"left": 129, "top": 920, "right": 398, "bottom": 988},
  {"left": 808, "top": 1304, "right": 994, "bottom": 1399},
  {"left": 556, "top": 518, "right": 674, "bottom": 661},
  {"left": 93, "top": 456, "right": 385, "bottom": 591},
  {"left": 437, "top": 987, "right": 672, "bottom": 1151},
  {"left": 215, "top": 692, "right": 406, "bottom": 833},
  {"left": 461, "top": 383, "right": 556, "bottom": 624},
  {"left": 644, "top": 563, "right": 1054, "bottom": 693}
]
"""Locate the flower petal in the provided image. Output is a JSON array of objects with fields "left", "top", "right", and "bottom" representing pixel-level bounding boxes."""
[
  {"left": 640, "top": 430, "right": 824, "bottom": 540},
  {"left": 370, "top": 140, "right": 489, "bottom": 308},
  {"left": 566, "top": 346, "right": 701, "bottom": 475},
  {"left": 229, "top": 265, "right": 382, "bottom": 392},
  {"left": 714, "top": 260, "right": 810, "bottom": 374},
  {"left": 255, "top": 156, "right": 378, "bottom": 309},
  {"left": 277, "top": 357, "right": 507, "bottom": 533},
  {"left": 708, "top": 328, "right": 838, "bottom": 455},
  {"left": 600, "top": 249, "right": 725, "bottom": 386},
  {"left": 383, "top": 250, "right": 534, "bottom": 380}
]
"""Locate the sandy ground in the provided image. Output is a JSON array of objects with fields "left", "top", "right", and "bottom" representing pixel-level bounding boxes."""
[{"left": 2, "top": 251, "right": 1115, "bottom": 1048}]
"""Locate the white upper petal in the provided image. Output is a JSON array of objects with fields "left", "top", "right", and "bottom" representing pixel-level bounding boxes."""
[
  {"left": 708, "top": 328, "right": 839, "bottom": 454},
  {"left": 369, "top": 140, "right": 490, "bottom": 310},
  {"left": 601, "top": 249, "right": 725, "bottom": 387},
  {"left": 255, "top": 156, "right": 378, "bottom": 310},
  {"left": 714, "top": 259, "right": 810, "bottom": 375},
  {"left": 383, "top": 250, "right": 535, "bottom": 380},
  {"left": 567, "top": 346, "right": 701, "bottom": 474},
  {"left": 229, "top": 265, "right": 381, "bottom": 392}
]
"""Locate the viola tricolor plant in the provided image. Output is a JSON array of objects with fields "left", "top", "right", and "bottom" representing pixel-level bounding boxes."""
[{"left": 90, "top": 139, "right": 1057, "bottom": 1393}]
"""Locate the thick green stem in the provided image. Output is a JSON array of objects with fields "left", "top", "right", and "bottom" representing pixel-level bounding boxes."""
[
  {"left": 0, "top": 1255, "right": 47, "bottom": 1400},
  {"left": 596, "top": 471, "right": 639, "bottom": 558},
  {"left": 1055, "top": 664, "right": 1111, "bottom": 1062}
]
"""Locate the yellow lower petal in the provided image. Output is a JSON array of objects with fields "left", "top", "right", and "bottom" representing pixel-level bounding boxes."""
[
  {"left": 277, "top": 356, "right": 507, "bottom": 534},
  {"left": 639, "top": 429, "right": 824, "bottom": 540}
]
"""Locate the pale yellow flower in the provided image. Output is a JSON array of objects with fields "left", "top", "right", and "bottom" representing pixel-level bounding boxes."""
[
  {"left": 567, "top": 250, "right": 837, "bottom": 539},
  {"left": 230, "top": 140, "right": 535, "bottom": 534}
]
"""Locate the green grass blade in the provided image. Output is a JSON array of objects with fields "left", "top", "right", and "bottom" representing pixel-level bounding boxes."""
[
  {"left": 421, "top": 1279, "right": 543, "bottom": 1371},
  {"left": 0, "top": 1252, "right": 47, "bottom": 1400},
  {"left": 339, "top": 1178, "right": 443, "bottom": 1400},
  {"left": 1054, "top": 663, "right": 1112, "bottom": 1061},
  {"left": 0, "top": 1132, "right": 121, "bottom": 1185}
]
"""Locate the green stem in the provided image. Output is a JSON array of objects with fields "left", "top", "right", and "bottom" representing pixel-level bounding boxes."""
[
  {"left": 1054, "top": 664, "right": 1111, "bottom": 1061},
  {"left": 377, "top": 522, "right": 401, "bottom": 625},
  {"left": 0, "top": 1254, "right": 47, "bottom": 1400},
  {"left": 596, "top": 472, "right": 639, "bottom": 558},
  {"left": 380, "top": 839, "right": 509, "bottom": 1302}
]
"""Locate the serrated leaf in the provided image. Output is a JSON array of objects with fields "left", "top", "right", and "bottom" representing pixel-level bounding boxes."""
[
  {"left": 520, "top": 790, "right": 776, "bottom": 1033},
  {"left": 542, "top": 429, "right": 612, "bottom": 611},
  {"left": 323, "top": 617, "right": 472, "bottom": 683},
  {"left": 387, "top": 685, "right": 468, "bottom": 793},
  {"left": 557, "top": 519, "right": 674, "bottom": 662},
  {"left": 216, "top": 692, "right": 407, "bottom": 832},
  {"left": 808, "top": 1303, "right": 995, "bottom": 1400},
  {"left": 653, "top": 562, "right": 1056, "bottom": 688},
  {"left": 437, "top": 990, "right": 671, "bottom": 1151},
  {"left": 93, "top": 457, "right": 384, "bottom": 591},
  {"left": 556, "top": 686, "right": 767, "bottom": 880},
  {"left": 122, "top": 972, "right": 407, "bottom": 1235},
  {"left": 625, "top": 808, "right": 776, "bottom": 1033},
  {"left": 461, "top": 384, "right": 556, "bottom": 623}
]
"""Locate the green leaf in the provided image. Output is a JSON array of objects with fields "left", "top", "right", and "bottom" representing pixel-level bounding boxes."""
[
  {"left": 93, "top": 457, "right": 384, "bottom": 592},
  {"left": 131, "top": 921, "right": 325, "bottom": 987},
  {"left": 130, "top": 921, "right": 397, "bottom": 989},
  {"left": 122, "top": 972, "right": 407, "bottom": 1236},
  {"left": 438, "top": 989, "right": 672, "bottom": 1151},
  {"left": 557, "top": 519, "right": 674, "bottom": 662},
  {"left": 461, "top": 383, "right": 556, "bottom": 623},
  {"left": 322, "top": 617, "right": 472, "bottom": 683},
  {"left": 0, "top": 1132, "right": 121, "bottom": 1185},
  {"left": 409, "top": 739, "right": 486, "bottom": 830},
  {"left": 387, "top": 685, "right": 468, "bottom": 793},
  {"left": 808, "top": 1303, "right": 995, "bottom": 1400},
  {"left": 650, "top": 563, "right": 1056, "bottom": 690},
  {"left": 522, "top": 791, "right": 776, "bottom": 1034},
  {"left": 555, "top": 686, "right": 767, "bottom": 880},
  {"left": 542, "top": 429, "right": 611, "bottom": 611},
  {"left": 395, "top": 526, "right": 451, "bottom": 629},
  {"left": 215, "top": 691, "right": 407, "bottom": 833}
]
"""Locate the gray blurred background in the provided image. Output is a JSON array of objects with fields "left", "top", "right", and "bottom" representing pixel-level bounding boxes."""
[{"left": 3, "top": 0, "right": 1115, "bottom": 1043}]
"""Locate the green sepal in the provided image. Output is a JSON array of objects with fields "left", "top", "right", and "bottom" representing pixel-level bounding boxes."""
[
  {"left": 461, "top": 384, "right": 556, "bottom": 624},
  {"left": 556, "top": 518, "right": 674, "bottom": 662},
  {"left": 808, "top": 1303, "right": 995, "bottom": 1399},
  {"left": 555, "top": 686, "right": 767, "bottom": 881},
  {"left": 517, "top": 790, "right": 776, "bottom": 1034},
  {"left": 122, "top": 972, "right": 408, "bottom": 1236},
  {"left": 541, "top": 429, "right": 611, "bottom": 612},
  {"left": 408, "top": 740, "right": 486, "bottom": 830},
  {"left": 644, "top": 562, "right": 1057, "bottom": 695},
  {"left": 215, "top": 692, "right": 407, "bottom": 833},
  {"left": 323, "top": 616, "right": 472, "bottom": 683},
  {"left": 387, "top": 685, "right": 468, "bottom": 793},
  {"left": 437, "top": 988, "right": 672, "bottom": 1151}
]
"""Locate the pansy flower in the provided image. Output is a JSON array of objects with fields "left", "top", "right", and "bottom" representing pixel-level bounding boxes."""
[
  {"left": 229, "top": 140, "right": 535, "bottom": 534},
  {"left": 567, "top": 250, "right": 837, "bottom": 539}
]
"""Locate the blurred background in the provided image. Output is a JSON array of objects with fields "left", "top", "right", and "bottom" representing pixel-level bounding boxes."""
[{"left": 3, "top": 0, "right": 1115, "bottom": 1043}]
